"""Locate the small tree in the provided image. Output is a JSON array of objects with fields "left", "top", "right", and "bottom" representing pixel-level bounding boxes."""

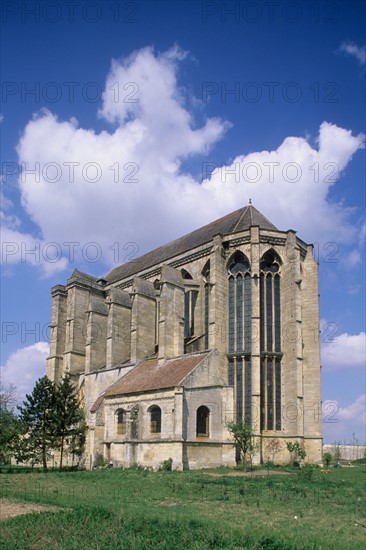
[
  {"left": 323, "top": 452, "right": 332, "bottom": 467},
  {"left": 332, "top": 441, "right": 341, "bottom": 464},
  {"left": 16, "top": 376, "right": 58, "bottom": 471},
  {"left": 226, "top": 420, "right": 255, "bottom": 472},
  {"left": 265, "top": 438, "right": 282, "bottom": 465},
  {"left": 286, "top": 441, "right": 306, "bottom": 466},
  {"left": 0, "top": 381, "right": 18, "bottom": 410}
]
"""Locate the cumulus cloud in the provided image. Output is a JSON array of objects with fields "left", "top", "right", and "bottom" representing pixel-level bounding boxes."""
[
  {"left": 321, "top": 331, "right": 366, "bottom": 370},
  {"left": 323, "top": 395, "right": 366, "bottom": 443},
  {"left": 1, "top": 222, "right": 68, "bottom": 276},
  {"left": 339, "top": 41, "right": 366, "bottom": 66},
  {"left": 1, "top": 45, "right": 365, "bottom": 275},
  {"left": 1, "top": 342, "right": 50, "bottom": 403}
]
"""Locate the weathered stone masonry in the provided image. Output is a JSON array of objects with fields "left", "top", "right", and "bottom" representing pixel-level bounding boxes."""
[{"left": 46, "top": 204, "right": 322, "bottom": 469}]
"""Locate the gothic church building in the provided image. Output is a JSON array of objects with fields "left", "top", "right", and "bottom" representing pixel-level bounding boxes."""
[{"left": 46, "top": 204, "right": 322, "bottom": 469}]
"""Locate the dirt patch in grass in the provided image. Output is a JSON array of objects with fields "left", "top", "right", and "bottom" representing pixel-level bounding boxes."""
[
  {"left": 205, "top": 470, "right": 293, "bottom": 477},
  {"left": 0, "top": 498, "right": 64, "bottom": 520}
]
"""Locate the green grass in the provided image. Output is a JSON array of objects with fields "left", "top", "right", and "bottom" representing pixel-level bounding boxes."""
[{"left": 1, "top": 465, "right": 365, "bottom": 549}]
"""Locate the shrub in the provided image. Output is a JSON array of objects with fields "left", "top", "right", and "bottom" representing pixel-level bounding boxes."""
[
  {"left": 160, "top": 457, "right": 173, "bottom": 471},
  {"left": 93, "top": 452, "right": 109, "bottom": 469},
  {"left": 323, "top": 452, "right": 332, "bottom": 467},
  {"left": 300, "top": 463, "right": 319, "bottom": 480}
]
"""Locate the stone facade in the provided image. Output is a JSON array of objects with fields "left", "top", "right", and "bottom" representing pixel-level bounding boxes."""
[{"left": 46, "top": 204, "right": 322, "bottom": 469}]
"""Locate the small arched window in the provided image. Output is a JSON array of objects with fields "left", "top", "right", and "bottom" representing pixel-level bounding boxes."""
[
  {"left": 181, "top": 269, "right": 193, "bottom": 280},
  {"left": 196, "top": 406, "right": 210, "bottom": 437},
  {"left": 149, "top": 405, "right": 161, "bottom": 434},
  {"left": 116, "top": 409, "right": 126, "bottom": 435}
]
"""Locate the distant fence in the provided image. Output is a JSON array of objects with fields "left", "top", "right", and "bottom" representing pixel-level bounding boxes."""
[{"left": 323, "top": 444, "right": 365, "bottom": 462}]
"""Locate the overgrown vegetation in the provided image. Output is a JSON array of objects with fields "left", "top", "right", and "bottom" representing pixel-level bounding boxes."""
[{"left": 1, "top": 464, "right": 365, "bottom": 549}]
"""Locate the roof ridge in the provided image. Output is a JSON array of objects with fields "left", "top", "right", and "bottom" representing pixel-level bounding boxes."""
[
  {"left": 105, "top": 205, "right": 279, "bottom": 284},
  {"left": 232, "top": 205, "right": 249, "bottom": 233}
]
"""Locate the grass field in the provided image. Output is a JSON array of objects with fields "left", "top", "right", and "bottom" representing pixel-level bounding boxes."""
[{"left": 0, "top": 465, "right": 365, "bottom": 549}]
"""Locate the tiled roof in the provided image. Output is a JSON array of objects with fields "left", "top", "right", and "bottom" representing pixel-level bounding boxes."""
[
  {"left": 104, "top": 352, "right": 210, "bottom": 397},
  {"left": 106, "top": 205, "right": 277, "bottom": 284},
  {"left": 90, "top": 393, "right": 105, "bottom": 412}
]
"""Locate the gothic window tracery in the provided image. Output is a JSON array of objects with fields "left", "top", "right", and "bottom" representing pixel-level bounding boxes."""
[
  {"left": 227, "top": 251, "right": 252, "bottom": 425},
  {"left": 259, "top": 250, "right": 282, "bottom": 431}
]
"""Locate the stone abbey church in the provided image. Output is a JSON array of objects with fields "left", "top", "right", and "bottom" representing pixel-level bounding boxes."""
[{"left": 46, "top": 204, "right": 322, "bottom": 469}]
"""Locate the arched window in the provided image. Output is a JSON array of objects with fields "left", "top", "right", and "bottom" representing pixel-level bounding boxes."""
[
  {"left": 116, "top": 409, "right": 126, "bottom": 435},
  {"left": 149, "top": 405, "right": 161, "bottom": 434},
  {"left": 259, "top": 250, "right": 282, "bottom": 432},
  {"left": 259, "top": 249, "right": 281, "bottom": 354},
  {"left": 227, "top": 252, "right": 252, "bottom": 425},
  {"left": 196, "top": 406, "right": 210, "bottom": 436},
  {"left": 228, "top": 251, "right": 251, "bottom": 353}
]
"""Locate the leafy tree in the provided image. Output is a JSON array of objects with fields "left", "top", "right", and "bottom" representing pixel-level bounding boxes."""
[
  {"left": 226, "top": 420, "right": 255, "bottom": 471},
  {"left": 16, "top": 376, "right": 58, "bottom": 471},
  {"left": 55, "top": 375, "right": 85, "bottom": 470},
  {"left": 0, "top": 408, "right": 21, "bottom": 464},
  {"left": 286, "top": 441, "right": 306, "bottom": 466}
]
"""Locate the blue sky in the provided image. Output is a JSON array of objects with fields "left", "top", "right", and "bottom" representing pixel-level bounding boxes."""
[{"left": 1, "top": 0, "right": 365, "bottom": 443}]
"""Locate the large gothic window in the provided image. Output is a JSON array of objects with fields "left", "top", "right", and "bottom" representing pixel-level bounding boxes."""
[
  {"left": 227, "top": 251, "right": 252, "bottom": 425},
  {"left": 228, "top": 252, "right": 252, "bottom": 353},
  {"left": 260, "top": 250, "right": 282, "bottom": 431}
]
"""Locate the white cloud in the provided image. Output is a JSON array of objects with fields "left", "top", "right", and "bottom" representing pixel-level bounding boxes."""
[
  {"left": 2, "top": 46, "right": 365, "bottom": 275},
  {"left": 1, "top": 342, "right": 50, "bottom": 404},
  {"left": 339, "top": 41, "right": 366, "bottom": 66},
  {"left": 341, "top": 249, "right": 362, "bottom": 269},
  {"left": 323, "top": 395, "right": 366, "bottom": 443},
  {"left": 1, "top": 224, "right": 68, "bottom": 276},
  {"left": 321, "top": 331, "right": 366, "bottom": 370}
]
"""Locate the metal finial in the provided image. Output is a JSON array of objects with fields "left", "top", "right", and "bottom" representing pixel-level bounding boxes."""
[{"left": 249, "top": 198, "right": 252, "bottom": 204}]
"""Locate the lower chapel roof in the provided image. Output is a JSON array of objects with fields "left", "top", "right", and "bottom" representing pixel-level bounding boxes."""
[
  {"left": 105, "top": 204, "right": 278, "bottom": 284},
  {"left": 103, "top": 352, "right": 211, "bottom": 398}
]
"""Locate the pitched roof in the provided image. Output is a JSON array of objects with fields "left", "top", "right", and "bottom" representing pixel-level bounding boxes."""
[
  {"left": 106, "top": 204, "right": 277, "bottom": 284},
  {"left": 104, "top": 352, "right": 210, "bottom": 397}
]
